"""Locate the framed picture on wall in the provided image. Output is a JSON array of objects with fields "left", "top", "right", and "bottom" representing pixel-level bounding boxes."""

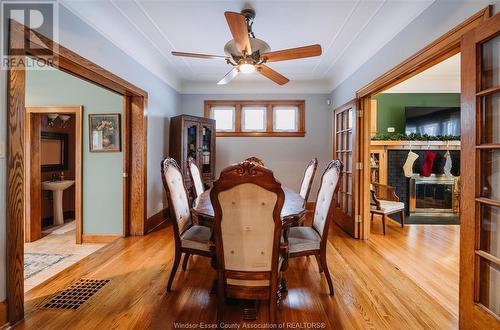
[{"left": 89, "top": 113, "right": 121, "bottom": 152}]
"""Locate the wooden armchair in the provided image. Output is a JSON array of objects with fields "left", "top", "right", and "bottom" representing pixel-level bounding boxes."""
[
  {"left": 210, "top": 161, "right": 286, "bottom": 323},
  {"left": 370, "top": 182, "right": 405, "bottom": 235},
  {"left": 283, "top": 160, "right": 342, "bottom": 296},
  {"left": 161, "top": 158, "right": 212, "bottom": 292}
]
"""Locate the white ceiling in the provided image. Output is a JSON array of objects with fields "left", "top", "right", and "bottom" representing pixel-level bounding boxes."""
[
  {"left": 382, "top": 53, "right": 460, "bottom": 93},
  {"left": 61, "top": 0, "right": 435, "bottom": 93}
]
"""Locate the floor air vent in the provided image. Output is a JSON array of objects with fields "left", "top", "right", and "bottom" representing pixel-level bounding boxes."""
[{"left": 42, "top": 279, "right": 110, "bottom": 310}]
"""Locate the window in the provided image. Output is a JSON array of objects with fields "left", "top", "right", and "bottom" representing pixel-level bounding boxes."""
[
  {"left": 242, "top": 107, "right": 266, "bottom": 132},
  {"left": 205, "top": 100, "right": 305, "bottom": 137},
  {"left": 273, "top": 106, "right": 298, "bottom": 132},
  {"left": 211, "top": 106, "right": 235, "bottom": 131}
]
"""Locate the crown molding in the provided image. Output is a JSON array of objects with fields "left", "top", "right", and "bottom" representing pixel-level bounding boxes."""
[{"left": 179, "top": 79, "right": 332, "bottom": 94}]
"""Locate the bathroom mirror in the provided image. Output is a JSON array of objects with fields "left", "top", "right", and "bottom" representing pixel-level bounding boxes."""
[{"left": 41, "top": 132, "right": 68, "bottom": 172}]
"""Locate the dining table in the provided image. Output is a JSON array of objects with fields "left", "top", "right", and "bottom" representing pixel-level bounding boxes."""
[{"left": 190, "top": 185, "right": 306, "bottom": 320}]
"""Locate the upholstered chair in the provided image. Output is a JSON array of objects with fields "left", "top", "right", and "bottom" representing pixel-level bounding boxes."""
[
  {"left": 370, "top": 182, "right": 405, "bottom": 235},
  {"left": 161, "top": 158, "right": 212, "bottom": 292},
  {"left": 210, "top": 161, "right": 286, "bottom": 323},
  {"left": 244, "top": 156, "right": 265, "bottom": 167},
  {"left": 283, "top": 160, "right": 342, "bottom": 296},
  {"left": 187, "top": 157, "right": 204, "bottom": 200},
  {"left": 299, "top": 158, "right": 318, "bottom": 202}
]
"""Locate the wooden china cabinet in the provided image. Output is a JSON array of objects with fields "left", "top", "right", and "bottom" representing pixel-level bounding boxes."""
[{"left": 169, "top": 115, "right": 216, "bottom": 194}]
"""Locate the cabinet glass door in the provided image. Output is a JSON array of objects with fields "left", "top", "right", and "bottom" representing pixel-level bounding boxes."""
[
  {"left": 186, "top": 122, "right": 198, "bottom": 164},
  {"left": 201, "top": 125, "right": 213, "bottom": 174}
]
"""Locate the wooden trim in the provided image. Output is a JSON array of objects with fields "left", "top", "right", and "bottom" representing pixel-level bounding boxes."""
[
  {"left": 357, "top": 6, "right": 491, "bottom": 97},
  {"left": 306, "top": 202, "right": 316, "bottom": 212},
  {"left": 7, "top": 20, "right": 148, "bottom": 325},
  {"left": 0, "top": 300, "right": 6, "bottom": 328},
  {"left": 145, "top": 208, "right": 169, "bottom": 234},
  {"left": 81, "top": 234, "right": 121, "bottom": 244},
  {"left": 25, "top": 106, "right": 84, "bottom": 244},
  {"left": 358, "top": 6, "right": 492, "bottom": 242},
  {"left": 205, "top": 100, "right": 306, "bottom": 137}
]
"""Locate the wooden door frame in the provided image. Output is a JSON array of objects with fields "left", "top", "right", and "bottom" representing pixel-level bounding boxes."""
[
  {"left": 24, "top": 106, "right": 83, "bottom": 244},
  {"left": 7, "top": 20, "right": 148, "bottom": 324},
  {"left": 354, "top": 6, "right": 492, "bottom": 240}
]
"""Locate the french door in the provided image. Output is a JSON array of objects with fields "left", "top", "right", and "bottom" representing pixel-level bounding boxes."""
[
  {"left": 333, "top": 101, "right": 359, "bottom": 238},
  {"left": 460, "top": 12, "right": 500, "bottom": 328}
]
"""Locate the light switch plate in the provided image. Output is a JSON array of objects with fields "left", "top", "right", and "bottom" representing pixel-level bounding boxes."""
[
  {"left": 387, "top": 127, "right": 395, "bottom": 133},
  {"left": 0, "top": 141, "right": 5, "bottom": 159}
]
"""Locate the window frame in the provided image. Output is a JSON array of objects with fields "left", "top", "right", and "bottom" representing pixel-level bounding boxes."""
[
  {"left": 204, "top": 100, "right": 305, "bottom": 137},
  {"left": 210, "top": 106, "right": 236, "bottom": 132}
]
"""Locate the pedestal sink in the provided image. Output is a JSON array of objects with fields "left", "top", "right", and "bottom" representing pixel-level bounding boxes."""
[{"left": 42, "top": 180, "right": 75, "bottom": 226}]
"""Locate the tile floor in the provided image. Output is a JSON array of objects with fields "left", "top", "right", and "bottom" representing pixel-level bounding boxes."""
[{"left": 24, "top": 221, "right": 106, "bottom": 292}]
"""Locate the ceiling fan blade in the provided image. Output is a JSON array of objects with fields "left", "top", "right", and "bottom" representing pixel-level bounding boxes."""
[
  {"left": 224, "top": 11, "right": 252, "bottom": 55},
  {"left": 172, "top": 51, "right": 228, "bottom": 59},
  {"left": 261, "top": 44, "right": 322, "bottom": 63},
  {"left": 217, "top": 67, "right": 239, "bottom": 85},
  {"left": 258, "top": 65, "right": 289, "bottom": 85}
]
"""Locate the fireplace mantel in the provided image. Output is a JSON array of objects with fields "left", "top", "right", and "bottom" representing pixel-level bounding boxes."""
[{"left": 371, "top": 140, "right": 461, "bottom": 150}]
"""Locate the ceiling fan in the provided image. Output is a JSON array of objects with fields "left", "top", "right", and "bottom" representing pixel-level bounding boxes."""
[{"left": 171, "top": 8, "right": 322, "bottom": 85}]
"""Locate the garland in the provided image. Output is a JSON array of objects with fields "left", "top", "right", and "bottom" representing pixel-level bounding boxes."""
[{"left": 371, "top": 132, "right": 460, "bottom": 141}]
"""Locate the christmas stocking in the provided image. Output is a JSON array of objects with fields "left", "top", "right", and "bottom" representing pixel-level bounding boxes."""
[
  {"left": 403, "top": 151, "right": 419, "bottom": 178},
  {"left": 443, "top": 151, "right": 453, "bottom": 176},
  {"left": 421, "top": 151, "right": 436, "bottom": 177}
]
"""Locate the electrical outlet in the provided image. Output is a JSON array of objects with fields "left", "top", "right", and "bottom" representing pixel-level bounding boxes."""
[
  {"left": 387, "top": 127, "right": 395, "bottom": 133},
  {"left": 0, "top": 141, "right": 5, "bottom": 159}
]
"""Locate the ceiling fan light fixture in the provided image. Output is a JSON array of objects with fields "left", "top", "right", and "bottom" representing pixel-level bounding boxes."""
[{"left": 238, "top": 63, "right": 255, "bottom": 74}]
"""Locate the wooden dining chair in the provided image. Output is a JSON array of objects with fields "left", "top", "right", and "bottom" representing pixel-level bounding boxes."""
[
  {"left": 298, "top": 158, "right": 318, "bottom": 202},
  {"left": 210, "top": 161, "right": 286, "bottom": 323},
  {"left": 244, "top": 156, "right": 265, "bottom": 167},
  {"left": 283, "top": 160, "right": 342, "bottom": 296},
  {"left": 187, "top": 157, "right": 205, "bottom": 200},
  {"left": 370, "top": 182, "right": 405, "bottom": 235},
  {"left": 161, "top": 157, "right": 212, "bottom": 292}
]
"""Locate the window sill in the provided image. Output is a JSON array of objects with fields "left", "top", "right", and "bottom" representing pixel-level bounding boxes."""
[{"left": 216, "top": 131, "right": 305, "bottom": 137}]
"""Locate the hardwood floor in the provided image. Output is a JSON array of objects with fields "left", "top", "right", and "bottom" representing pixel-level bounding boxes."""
[
  {"left": 369, "top": 216, "right": 459, "bottom": 320},
  {"left": 17, "top": 222, "right": 457, "bottom": 329}
]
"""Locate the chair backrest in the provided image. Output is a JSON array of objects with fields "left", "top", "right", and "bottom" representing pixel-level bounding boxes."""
[
  {"left": 210, "top": 161, "right": 284, "bottom": 286},
  {"left": 161, "top": 158, "right": 192, "bottom": 241},
  {"left": 187, "top": 157, "right": 204, "bottom": 199},
  {"left": 244, "top": 156, "right": 265, "bottom": 167},
  {"left": 299, "top": 158, "right": 318, "bottom": 201},
  {"left": 312, "top": 160, "right": 343, "bottom": 241}
]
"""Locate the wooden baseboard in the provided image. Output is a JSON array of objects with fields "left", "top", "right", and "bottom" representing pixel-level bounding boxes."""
[
  {"left": 0, "top": 300, "right": 7, "bottom": 328},
  {"left": 146, "top": 208, "right": 169, "bottom": 234},
  {"left": 81, "top": 234, "right": 120, "bottom": 244}
]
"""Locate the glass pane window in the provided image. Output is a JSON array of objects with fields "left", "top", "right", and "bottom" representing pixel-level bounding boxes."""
[
  {"left": 481, "top": 34, "right": 500, "bottom": 90},
  {"left": 480, "top": 204, "right": 500, "bottom": 259},
  {"left": 212, "top": 107, "right": 235, "bottom": 131},
  {"left": 273, "top": 106, "right": 298, "bottom": 131},
  {"left": 481, "top": 149, "right": 500, "bottom": 201},
  {"left": 242, "top": 107, "right": 266, "bottom": 132},
  {"left": 481, "top": 92, "right": 500, "bottom": 144},
  {"left": 478, "top": 257, "right": 500, "bottom": 317}
]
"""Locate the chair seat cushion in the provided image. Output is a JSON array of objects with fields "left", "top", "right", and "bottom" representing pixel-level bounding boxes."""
[
  {"left": 288, "top": 227, "right": 321, "bottom": 254},
  {"left": 371, "top": 200, "right": 405, "bottom": 214},
  {"left": 226, "top": 257, "right": 284, "bottom": 287},
  {"left": 181, "top": 225, "right": 211, "bottom": 252}
]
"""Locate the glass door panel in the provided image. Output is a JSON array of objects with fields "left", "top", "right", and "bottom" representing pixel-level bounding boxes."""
[
  {"left": 481, "top": 34, "right": 500, "bottom": 90},
  {"left": 481, "top": 92, "right": 500, "bottom": 144},
  {"left": 201, "top": 125, "right": 212, "bottom": 174},
  {"left": 186, "top": 123, "right": 198, "bottom": 176}
]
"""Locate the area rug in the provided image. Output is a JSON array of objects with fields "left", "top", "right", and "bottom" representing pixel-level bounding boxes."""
[{"left": 24, "top": 253, "right": 71, "bottom": 279}]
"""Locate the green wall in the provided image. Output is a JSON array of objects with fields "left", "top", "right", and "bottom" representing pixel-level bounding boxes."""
[
  {"left": 26, "top": 59, "right": 124, "bottom": 235},
  {"left": 375, "top": 93, "right": 460, "bottom": 134}
]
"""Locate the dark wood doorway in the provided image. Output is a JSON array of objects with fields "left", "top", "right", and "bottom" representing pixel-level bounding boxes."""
[{"left": 7, "top": 20, "right": 148, "bottom": 324}]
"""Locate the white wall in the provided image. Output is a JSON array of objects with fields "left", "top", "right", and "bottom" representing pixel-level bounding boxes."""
[
  {"left": 179, "top": 94, "right": 332, "bottom": 200},
  {"left": 330, "top": 0, "right": 498, "bottom": 107},
  {"left": 0, "top": 4, "right": 180, "bottom": 302}
]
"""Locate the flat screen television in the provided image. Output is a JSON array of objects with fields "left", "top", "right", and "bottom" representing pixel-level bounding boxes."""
[{"left": 405, "top": 106, "right": 460, "bottom": 136}]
